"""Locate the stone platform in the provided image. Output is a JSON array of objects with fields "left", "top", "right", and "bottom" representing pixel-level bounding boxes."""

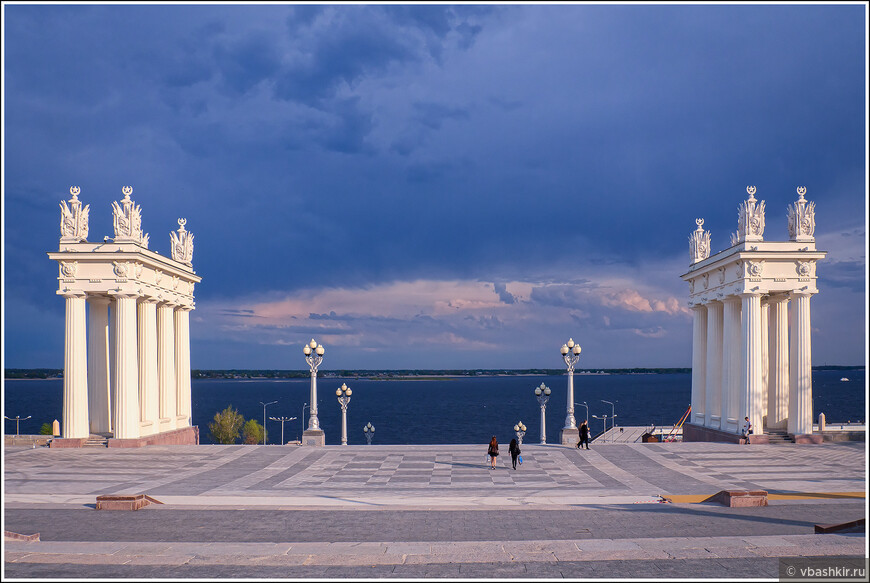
[{"left": 4, "top": 441, "right": 866, "bottom": 578}]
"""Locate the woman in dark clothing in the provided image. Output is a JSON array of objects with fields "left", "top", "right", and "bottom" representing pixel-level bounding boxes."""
[
  {"left": 508, "top": 438, "right": 521, "bottom": 470},
  {"left": 487, "top": 436, "right": 499, "bottom": 469},
  {"left": 578, "top": 420, "right": 590, "bottom": 449}
]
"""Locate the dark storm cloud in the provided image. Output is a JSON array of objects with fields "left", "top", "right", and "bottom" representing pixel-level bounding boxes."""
[{"left": 2, "top": 4, "right": 865, "bottom": 368}]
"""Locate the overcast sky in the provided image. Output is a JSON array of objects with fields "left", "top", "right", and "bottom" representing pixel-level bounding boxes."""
[{"left": 2, "top": 3, "right": 866, "bottom": 370}]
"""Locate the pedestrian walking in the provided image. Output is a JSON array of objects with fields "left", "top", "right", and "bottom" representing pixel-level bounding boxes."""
[
  {"left": 577, "top": 420, "right": 590, "bottom": 450},
  {"left": 741, "top": 416, "right": 752, "bottom": 445},
  {"left": 508, "top": 437, "right": 521, "bottom": 470},
  {"left": 487, "top": 436, "right": 499, "bottom": 469}
]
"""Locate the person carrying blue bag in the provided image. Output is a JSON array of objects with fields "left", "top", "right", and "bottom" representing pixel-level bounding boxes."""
[{"left": 509, "top": 438, "right": 521, "bottom": 470}]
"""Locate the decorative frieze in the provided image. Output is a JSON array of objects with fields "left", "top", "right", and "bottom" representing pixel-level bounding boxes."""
[
  {"left": 689, "top": 218, "right": 711, "bottom": 264},
  {"left": 112, "top": 186, "right": 150, "bottom": 247},
  {"left": 732, "top": 186, "right": 766, "bottom": 245},
  {"left": 170, "top": 219, "right": 194, "bottom": 266}
]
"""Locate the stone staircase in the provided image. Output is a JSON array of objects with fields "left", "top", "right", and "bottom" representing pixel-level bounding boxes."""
[
  {"left": 84, "top": 434, "right": 109, "bottom": 448},
  {"left": 765, "top": 428, "right": 795, "bottom": 444}
]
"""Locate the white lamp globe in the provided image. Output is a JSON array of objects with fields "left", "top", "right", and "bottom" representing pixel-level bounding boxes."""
[
  {"left": 573, "top": 345, "right": 581, "bottom": 355},
  {"left": 345, "top": 388, "right": 352, "bottom": 396},
  {"left": 561, "top": 345, "right": 569, "bottom": 355},
  {"left": 544, "top": 387, "right": 551, "bottom": 395},
  {"left": 316, "top": 345, "right": 325, "bottom": 356},
  {"left": 309, "top": 339, "right": 318, "bottom": 349},
  {"left": 303, "top": 345, "right": 311, "bottom": 355},
  {"left": 567, "top": 338, "right": 575, "bottom": 348},
  {"left": 336, "top": 388, "right": 342, "bottom": 396},
  {"left": 535, "top": 387, "right": 542, "bottom": 396},
  {"left": 514, "top": 425, "right": 519, "bottom": 431}
]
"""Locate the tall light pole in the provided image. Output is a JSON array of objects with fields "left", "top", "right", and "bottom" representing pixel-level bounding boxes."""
[
  {"left": 513, "top": 421, "right": 527, "bottom": 447},
  {"left": 601, "top": 400, "right": 617, "bottom": 433},
  {"left": 259, "top": 401, "right": 277, "bottom": 445},
  {"left": 302, "top": 339, "right": 326, "bottom": 446},
  {"left": 575, "top": 401, "right": 589, "bottom": 424},
  {"left": 5, "top": 415, "right": 31, "bottom": 436},
  {"left": 336, "top": 383, "right": 352, "bottom": 445},
  {"left": 363, "top": 422, "right": 375, "bottom": 445},
  {"left": 559, "top": 338, "right": 582, "bottom": 445},
  {"left": 269, "top": 416, "right": 296, "bottom": 446},
  {"left": 592, "top": 414, "right": 608, "bottom": 443},
  {"left": 534, "top": 383, "right": 551, "bottom": 444},
  {"left": 301, "top": 403, "right": 308, "bottom": 441}
]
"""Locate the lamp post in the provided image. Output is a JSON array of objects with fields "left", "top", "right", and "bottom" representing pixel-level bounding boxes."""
[
  {"left": 336, "top": 383, "right": 352, "bottom": 445},
  {"left": 363, "top": 422, "right": 375, "bottom": 445},
  {"left": 259, "top": 401, "right": 277, "bottom": 445},
  {"left": 301, "top": 403, "right": 308, "bottom": 440},
  {"left": 513, "top": 421, "right": 527, "bottom": 447},
  {"left": 5, "top": 415, "right": 31, "bottom": 436},
  {"left": 575, "top": 401, "right": 589, "bottom": 424},
  {"left": 302, "top": 339, "right": 325, "bottom": 445},
  {"left": 601, "top": 400, "right": 617, "bottom": 432},
  {"left": 559, "top": 338, "right": 582, "bottom": 445},
  {"left": 269, "top": 416, "right": 296, "bottom": 446},
  {"left": 592, "top": 414, "right": 608, "bottom": 443},
  {"left": 534, "top": 383, "right": 551, "bottom": 444}
]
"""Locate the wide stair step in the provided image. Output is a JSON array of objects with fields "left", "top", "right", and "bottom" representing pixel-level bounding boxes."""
[
  {"left": 765, "top": 429, "right": 795, "bottom": 444},
  {"left": 83, "top": 435, "right": 109, "bottom": 448}
]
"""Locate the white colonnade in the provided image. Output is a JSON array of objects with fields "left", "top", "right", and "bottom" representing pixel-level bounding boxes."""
[
  {"left": 49, "top": 186, "right": 200, "bottom": 445},
  {"left": 682, "top": 187, "right": 825, "bottom": 440}
]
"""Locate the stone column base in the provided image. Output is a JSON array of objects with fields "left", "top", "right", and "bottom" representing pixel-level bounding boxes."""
[
  {"left": 108, "top": 426, "right": 199, "bottom": 448},
  {"left": 794, "top": 433, "right": 824, "bottom": 444},
  {"left": 559, "top": 428, "right": 579, "bottom": 446},
  {"left": 302, "top": 429, "right": 325, "bottom": 446},
  {"left": 49, "top": 438, "right": 87, "bottom": 448}
]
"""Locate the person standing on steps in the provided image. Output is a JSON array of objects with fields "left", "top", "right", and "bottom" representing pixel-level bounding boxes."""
[
  {"left": 487, "top": 436, "right": 499, "bottom": 469},
  {"left": 508, "top": 437, "right": 521, "bottom": 470},
  {"left": 577, "top": 420, "right": 591, "bottom": 450},
  {"left": 741, "top": 416, "right": 752, "bottom": 445}
]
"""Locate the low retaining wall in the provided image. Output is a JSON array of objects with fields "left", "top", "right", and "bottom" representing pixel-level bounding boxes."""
[
  {"left": 683, "top": 423, "right": 769, "bottom": 444},
  {"left": 819, "top": 430, "right": 865, "bottom": 442},
  {"left": 108, "top": 426, "right": 199, "bottom": 448},
  {"left": 5, "top": 435, "right": 54, "bottom": 447}
]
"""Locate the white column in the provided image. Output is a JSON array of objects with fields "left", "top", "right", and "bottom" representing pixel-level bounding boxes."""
[
  {"left": 690, "top": 305, "right": 707, "bottom": 425},
  {"left": 158, "top": 302, "right": 177, "bottom": 432},
  {"left": 174, "top": 306, "right": 192, "bottom": 428},
  {"left": 760, "top": 301, "right": 769, "bottom": 424},
  {"left": 138, "top": 298, "right": 159, "bottom": 436},
  {"left": 768, "top": 296, "right": 789, "bottom": 429},
  {"left": 788, "top": 291, "right": 814, "bottom": 435},
  {"left": 741, "top": 293, "right": 764, "bottom": 436},
  {"left": 721, "top": 296, "right": 742, "bottom": 433},
  {"left": 62, "top": 291, "right": 89, "bottom": 439},
  {"left": 111, "top": 293, "right": 140, "bottom": 440},
  {"left": 308, "top": 369, "right": 320, "bottom": 430},
  {"left": 564, "top": 370, "right": 577, "bottom": 430},
  {"left": 704, "top": 301, "right": 723, "bottom": 429},
  {"left": 87, "top": 296, "right": 111, "bottom": 434}
]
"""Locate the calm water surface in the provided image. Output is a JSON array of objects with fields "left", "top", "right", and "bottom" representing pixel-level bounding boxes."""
[{"left": 4, "top": 370, "right": 864, "bottom": 445}]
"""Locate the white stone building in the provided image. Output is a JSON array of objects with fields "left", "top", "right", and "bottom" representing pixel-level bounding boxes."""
[
  {"left": 47, "top": 187, "right": 200, "bottom": 447},
  {"left": 681, "top": 187, "right": 826, "bottom": 444}
]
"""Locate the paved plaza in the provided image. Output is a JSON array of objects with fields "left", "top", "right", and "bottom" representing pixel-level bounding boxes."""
[{"left": 3, "top": 441, "right": 867, "bottom": 578}]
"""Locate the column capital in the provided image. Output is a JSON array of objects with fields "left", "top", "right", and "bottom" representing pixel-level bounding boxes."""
[
  {"left": 738, "top": 291, "right": 763, "bottom": 299},
  {"left": 789, "top": 289, "right": 815, "bottom": 298},
  {"left": 137, "top": 295, "right": 160, "bottom": 305},
  {"left": 108, "top": 290, "right": 140, "bottom": 300},
  {"left": 156, "top": 298, "right": 178, "bottom": 308},
  {"left": 175, "top": 305, "right": 193, "bottom": 312},
  {"left": 722, "top": 294, "right": 742, "bottom": 304},
  {"left": 59, "top": 289, "right": 87, "bottom": 299}
]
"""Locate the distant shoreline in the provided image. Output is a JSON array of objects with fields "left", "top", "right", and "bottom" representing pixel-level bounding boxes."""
[{"left": 5, "top": 365, "right": 864, "bottom": 381}]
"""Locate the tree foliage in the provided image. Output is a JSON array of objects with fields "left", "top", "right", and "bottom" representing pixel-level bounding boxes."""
[
  {"left": 39, "top": 423, "right": 53, "bottom": 435},
  {"left": 208, "top": 406, "right": 245, "bottom": 444},
  {"left": 242, "top": 419, "right": 265, "bottom": 445}
]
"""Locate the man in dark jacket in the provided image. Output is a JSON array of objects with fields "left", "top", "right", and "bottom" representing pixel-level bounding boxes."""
[
  {"left": 577, "top": 420, "right": 590, "bottom": 450},
  {"left": 508, "top": 438, "right": 521, "bottom": 470}
]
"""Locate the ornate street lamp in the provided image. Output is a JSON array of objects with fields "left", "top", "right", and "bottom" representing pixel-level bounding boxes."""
[
  {"left": 336, "top": 383, "right": 352, "bottom": 445},
  {"left": 363, "top": 422, "right": 375, "bottom": 445},
  {"left": 302, "top": 339, "right": 326, "bottom": 445},
  {"left": 602, "top": 400, "right": 617, "bottom": 433},
  {"left": 513, "top": 421, "right": 527, "bottom": 447},
  {"left": 269, "top": 416, "right": 296, "bottom": 446},
  {"left": 559, "top": 338, "right": 582, "bottom": 445},
  {"left": 534, "top": 383, "right": 551, "bottom": 444}
]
